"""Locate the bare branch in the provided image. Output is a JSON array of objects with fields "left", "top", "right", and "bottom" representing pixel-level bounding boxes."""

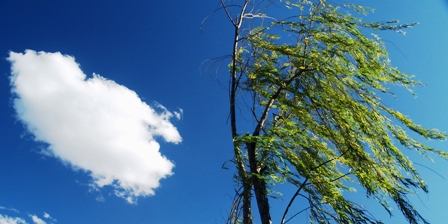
[
  {"left": 281, "top": 178, "right": 308, "bottom": 224},
  {"left": 220, "top": 0, "right": 237, "bottom": 26}
]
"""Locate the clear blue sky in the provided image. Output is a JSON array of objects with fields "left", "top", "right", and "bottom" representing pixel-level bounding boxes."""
[{"left": 0, "top": 0, "right": 448, "bottom": 223}]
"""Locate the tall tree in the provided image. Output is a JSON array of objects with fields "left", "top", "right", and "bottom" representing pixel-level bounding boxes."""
[{"left": 217, "top": 0, "right": 447, "bottom": 224}]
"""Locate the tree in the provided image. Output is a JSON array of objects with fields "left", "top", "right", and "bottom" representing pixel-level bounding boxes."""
[{"left": 216, "top": 0, "right": 448, "bottom": 224}]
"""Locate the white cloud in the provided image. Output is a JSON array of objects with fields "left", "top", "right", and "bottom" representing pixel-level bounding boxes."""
[
  {"left": 29, "top": 215, "right": 45, "bottom": 224},
  {"left": 0, "top": 214, "right": 26, "bottom": 224},
  {"left": 173, "top": 108, "right": 183, "bottom": 120},
  {"left": 8, "top": 50, "right": 182, "bottom": 203},
  {"left": 95, "top": 194, "right": 105, "bottom": 202},
  {"left": 41, "top": 213, "right": 55, "bottom": 223},
  {"left": 0, "top": 207, "right": 19, "bottom": 214}
]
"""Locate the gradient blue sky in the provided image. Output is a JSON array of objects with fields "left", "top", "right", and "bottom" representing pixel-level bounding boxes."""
[{"left": 1, "top": 0, "right": 448, "bottom": 223}]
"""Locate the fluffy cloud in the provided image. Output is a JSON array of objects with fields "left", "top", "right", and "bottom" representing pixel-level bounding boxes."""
[
  {"left": 8, "top": 50, "right": 182, "bottom": 203},
  {"left": 0, "top": 215, "right": 26, "bottom": 224},
  {"left": 29, "top": 215, "right": 45, "bottom": 224}
]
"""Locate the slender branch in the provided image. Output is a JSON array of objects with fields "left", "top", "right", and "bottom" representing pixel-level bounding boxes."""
[
  {"left": 226, "top": 186, "right": 244, "bottom": 224},
  {"left": 281, "top": 178, "right": 309, "bottom": 224},
  {"left": 220, "top": 0, "right": 236, "bottom": 26},
  {"left": 285, "top": 194, "right": 316, "bottom": 224},
  {"left": 284, "top": 206, "right": 312, "bottom": 224}
]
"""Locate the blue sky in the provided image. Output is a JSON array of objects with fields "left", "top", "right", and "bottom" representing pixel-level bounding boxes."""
[{"left": 0, "top": 0, "right": 448, "bottom": 223}]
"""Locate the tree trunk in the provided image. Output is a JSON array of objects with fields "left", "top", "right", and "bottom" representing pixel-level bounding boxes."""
[
  {"left": 247, "top": 142, "right": 272, "bottom": 224},
  {"left": 242, "top": 180, "right": 253, "bottom": 224}
]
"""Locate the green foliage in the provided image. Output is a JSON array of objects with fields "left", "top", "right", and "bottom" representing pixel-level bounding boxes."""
[{"left": 230, "top": 1, "right": 446, "bottom": 223}]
